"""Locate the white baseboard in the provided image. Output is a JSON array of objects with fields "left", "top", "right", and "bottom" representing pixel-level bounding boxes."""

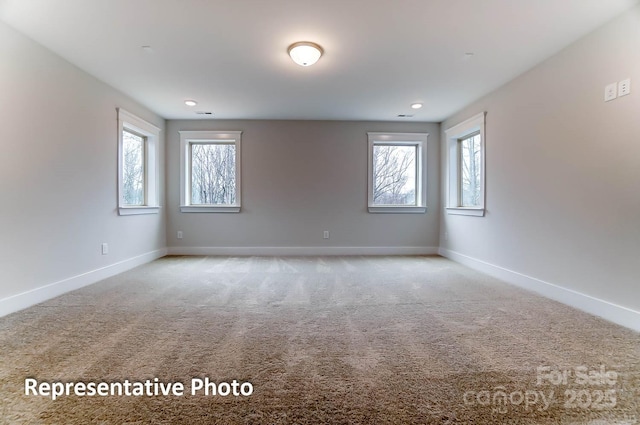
[
  {"left": 0, "top": 248, "right": 167, "bottom": 318},
  {"left": 438, "top": 248, "right": 640, "bottom": 333},
  {"left": 167, "top": 246, "right": 439, "bottom": 257}
]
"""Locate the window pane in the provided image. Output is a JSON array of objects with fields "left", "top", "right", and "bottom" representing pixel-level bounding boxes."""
[
  {"left": 373, "top": 144, "right": 416, "bottom": 205},
  {"left": 460, "top": 133, "right": 481, "bottom": 207},
  {"left": 191, "top": 143, "right": 236, "bottom": 205},
  {"left": 122, "top": 130, "right": 145, "bottom": 205}
]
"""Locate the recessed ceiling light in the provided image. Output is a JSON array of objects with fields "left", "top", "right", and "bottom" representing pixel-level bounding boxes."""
[
  {"left": 185, "top": 100, "right": 198, "bottom": 107},
  {"left": 288, "top": 42, "right": 323, "bottom": 66},
  {"left": 411, "top": 103, "right": 423, "bottom": 109}
]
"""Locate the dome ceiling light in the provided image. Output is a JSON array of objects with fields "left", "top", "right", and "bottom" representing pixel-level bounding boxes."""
[{"left": 288, "top": 42, "right": 323, "bottom": 67}]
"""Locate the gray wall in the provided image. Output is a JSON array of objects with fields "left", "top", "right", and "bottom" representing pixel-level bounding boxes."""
[
  {"left": 0, "top": 21, "right": 166, "bottom": 301},
  {"left": 3, "top": 3, "right": 636, "bottom": 321},
  {"left": 440, "top": 7, "right": 640, "bottom": 311},
  {"left": 166, "top": 120, "right": 440, "bottom": 251}
]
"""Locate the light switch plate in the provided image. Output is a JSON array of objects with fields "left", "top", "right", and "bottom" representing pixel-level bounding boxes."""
[{"left": 618, "top": 79, "right": 631, "bottom": 97}]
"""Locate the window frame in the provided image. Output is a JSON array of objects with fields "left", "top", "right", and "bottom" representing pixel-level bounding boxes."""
[
  {"left": 179, "top": 130, "right": 242, "bottom": 213},
  {"left": 445, "top": 112, "right": 486, "bottom": 217},
  {"left": 367, "top": 132, "right": 428, "bottom": 214},
  {"left": 117, "top": 108, "right": 160, "bottom": 216}
]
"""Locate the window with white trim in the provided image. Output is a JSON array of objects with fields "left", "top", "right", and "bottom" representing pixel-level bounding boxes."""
[
  {"left": 367, "top": 132, "right": 428, "bottom": 213},
  {"left": 117, "top": 108, "right": 160, "bottom": 215},
  {"left": 445, "top": 112, "right": 486, "bottom": 216},
  {"left": 179, "top": 131, "right": 242, "bottom": 213}
]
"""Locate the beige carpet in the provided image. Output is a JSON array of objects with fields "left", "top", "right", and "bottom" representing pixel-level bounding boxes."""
[{"left": 0, "top": 255, "right": 638, "bottom": 424}]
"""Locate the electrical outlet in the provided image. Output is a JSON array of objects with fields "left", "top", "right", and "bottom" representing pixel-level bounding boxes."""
[
  {"left": 604, "top": 83, "right": 617, "bottom": 102},
  {"left": 618, "top": 78, "right": 631, "bottom": 97},
  {"left": 323, "top": 231, "right": 329, "bottom": 239},
  {"left": 177, "top": 231, "right": 183, "bottom": 239},
  {"left": 101, "top": 243, "right": 109, "bottom": 255}
]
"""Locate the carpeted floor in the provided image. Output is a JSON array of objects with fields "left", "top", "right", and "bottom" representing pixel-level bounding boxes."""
[{"left": 0, "top": 255, "right": 638, "bottom": 424}]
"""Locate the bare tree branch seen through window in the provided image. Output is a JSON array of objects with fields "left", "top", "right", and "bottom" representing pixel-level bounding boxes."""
[{"left": 372, "top": 145, "right": 416, "bottom": 205}]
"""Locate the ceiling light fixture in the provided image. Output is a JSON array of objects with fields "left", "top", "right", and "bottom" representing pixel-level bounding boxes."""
[
  {"left": 288, "top": 42, "right": 323, "bottom": 67},
  {"left": 411, "top": 103, "right": 423, "bottom": 109},
  {"left": 185, "top": 100, "right": 198, "bottom": 107}
]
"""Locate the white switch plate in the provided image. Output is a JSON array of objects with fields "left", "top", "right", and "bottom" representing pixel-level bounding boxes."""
[
  {"left": 101, "top": 243, "right": 109, "bottom": 255},
  {"left": 177, "top": 231, "right": 183, "bottom": 239},
  {"left": 323, "top": 231, "right": 329, "bottom": 239},
  {"left": 618, "top": 78, "right": 631, "bottom": 97},
  {"left": 604, "top": 83, "right": 617, "bottom": 102}
]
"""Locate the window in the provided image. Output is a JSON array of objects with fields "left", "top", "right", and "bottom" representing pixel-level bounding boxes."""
[
  {"left": 367, "top": 132, "right": 428, "bottom": 213},
  {"left": 445, "top": 112, "right": 486, "bottom": 216},
  {"left": 117, "top": 108, "right": 160, "bottom": 215},
  {"left": 459, "top": 132, "right": 482, "bottom": 207},
  {"left": 122, "top": 130, "right": 145, "bottom": 205},
  {"left": 179, "top": 131, "right": 242, "bottom": 213}
]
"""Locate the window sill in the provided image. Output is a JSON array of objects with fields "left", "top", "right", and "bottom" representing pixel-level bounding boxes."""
[
  {"left": 180, "top": 205, "right": 241, "bottom": 213},
  {"left": 118, "top": 206, "right": 160, "bottom": 216},
  {"left": 368, "top": 206, "right": 426, "bottom": 214},
  {"left": 446, "top": 207, "right": 485, "bottom": 217}
]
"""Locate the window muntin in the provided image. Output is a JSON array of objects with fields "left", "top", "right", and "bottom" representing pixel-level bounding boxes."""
[
  {"left": 122, "top": 129, "right": 146, "bottom": 206},
  {"left": 367, "top": 132, "right": 428, "bottom": 214}
]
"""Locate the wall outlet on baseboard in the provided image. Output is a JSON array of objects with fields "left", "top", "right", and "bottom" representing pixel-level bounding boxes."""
[
  {"left": 177, "top": 231, "right": 183, "bottom": 239},
  {"left": 101, "top": 243, "right": 109, "bottom": 255},
  {"left": 323, "top": 230, "right": 329, "bottom": 239}
]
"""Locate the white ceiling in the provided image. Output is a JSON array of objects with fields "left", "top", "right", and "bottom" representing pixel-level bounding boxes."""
[{"left": 1, "top": 0, "right": 637, "bottom": 122}]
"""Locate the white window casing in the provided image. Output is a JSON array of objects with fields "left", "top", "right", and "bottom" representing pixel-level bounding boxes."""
[
  {"left": 117, "top": 108, "right": 161, "bottom": 216},
  {"left": 367, "top": 132, "right": 428, "bottom": 214},
  {"left": 179, "top": 130, "right": 242, "bottom": 213},
  {"left": 445, "top": 112, "right": 486, "bottom": 217}
]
